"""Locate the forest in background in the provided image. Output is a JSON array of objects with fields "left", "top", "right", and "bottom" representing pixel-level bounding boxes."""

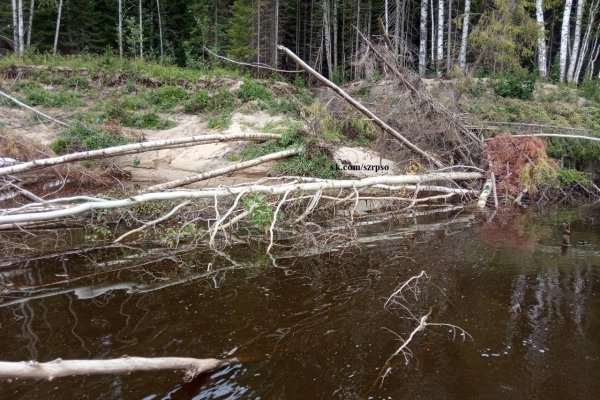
[{"left": 2, "top": 0, "right": 600, "bottom": 84}]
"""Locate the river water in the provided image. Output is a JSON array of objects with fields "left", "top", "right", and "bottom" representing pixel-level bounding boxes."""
[{"left": 1, "top": 208, "right": 599, "bottom": 399}]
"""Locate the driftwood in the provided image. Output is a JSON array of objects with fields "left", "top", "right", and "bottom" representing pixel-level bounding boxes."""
[
  {"left": 0, "top": 356, "right": 234, "bottom": 381},
  {"left": 277, "top": 45, "right": 444, "bottom": 168},
  {"left": 0, "top": 172, "right": 483, "bottom": 225},
  {"left": 0, "top": 88, "right": 68, "bottom": 126},
  {"left": 145, "top": 147, "right": 302, "bottom": 192},
  {"left": 0, "top": 132, "right": 280, "bottom": 177}
]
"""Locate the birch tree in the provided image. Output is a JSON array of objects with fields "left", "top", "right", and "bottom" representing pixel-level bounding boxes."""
[
  {"left": 17, "top": 0, "right": 24, "bottom": 54},
  {"left": 323, "top": 0, "right": 333, "bottom": 79},
  {"left": 156, "top": 0, "right": 164, "bottom": 63},
  {"left": 139, "top": 0, "right": 143, "bottom": 59},
  {"left": 458, "top": 0, "right": 471, "bottom": 71},
  {"left": 574, "top": 0, "right": 599, "bottom": 82},
  {"left": 12, "top": 0, "right": 18, "bottom": 53},
  {"left": 53, "top": 0, "right": 63, "bottom": 56},
  {"left": 419, "top": 0, "right": 428, "bottom": 75},
  {"left": 535, "top": 0, "right": 547, "bottom": 77},
  {"left": 567, "top": 0, "right": 586, "bottom": 83},
  {"left": 118, "top": 0, "right": 123, "bottom": 58},
  {"left": 26, "top": 0, "right": 34, "bottom": 48},
  {"left": 437, "top": 0, "right": 444, "bottom": 76},
  {"left": 560, "top": 0, "right": 574, "bottom": 82}
]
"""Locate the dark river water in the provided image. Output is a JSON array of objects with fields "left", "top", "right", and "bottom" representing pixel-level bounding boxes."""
[{"left": 1, "top": 208, "right": 600, "bottom": 399}]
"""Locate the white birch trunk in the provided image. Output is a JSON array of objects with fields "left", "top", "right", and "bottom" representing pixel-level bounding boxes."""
[
  {"left": 0, "top": 357, "right": 230, "bottom": 380},
  {"left": 395, "top": 0, "right": 401, "bottom": 55},
  {"left": 588, "top": 28, "right": 600, "bottom": 78},
  {"left": 0, "top": 173, "right": 484, "bottom": 225},
  {"left": 53, "top": 0, "right": 63, "bottom": 56},
  {"left": 574, "top": 0, "right": 599, "bottom": 82},
  {"left": 419, "top": 0, "right": 428, "bottom": 75},
  {"left": 139, "top": 0, "right": 143, "bottom": 59},
  {"left": 535, "top": 0, "right": 547, "bottom": 78},
  {"left": 146, "top": 148, "right": 301, "bottom": 191},
  {"left": 458, "top": 0, "right": 470, "bottom": 71},
  {"left": 560, "top": 0, "right": 574, "bottom": 82},
  {"left": 12, "top": 0, "right": 18, "bottom": 54},
  {"left": 323, "top": 0, "right": 333, "bottom": 79},
  {"left": 436, "top": 0, "right": 444, "bottom": 76},
  {"left": 0, "top": 133, "right": 280, "bottom": 177},
  {"left": 446, "top": 0, "right": 452, "bottom": 73},
  {"left": 156, "top": 0, "right": 163, "bottom": 63},
  {"left": 430, "top": 0, "right": 435, "bottom": 63},
  {"left": 333, "top": 0, "right": 338, "bottom": 69},
  {"left": 567, "top": 0, "right": 586, "bottom": 82},
  {"left": 118, "top": 0, "right": 123, "bottom": 58},
  {"left": 17, "top": 0, "right": 24, "bottom": 54},
  {"left": 26, "top": 0, "right": 34, "bottom": 48},
  {"left": 274, "top": 0, "right": 279, "bottom": 66},
  {"left": 384, "top": 0, "right": 389, "bottom": 32}
]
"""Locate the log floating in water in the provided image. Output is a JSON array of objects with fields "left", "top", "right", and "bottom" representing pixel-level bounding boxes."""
[{"left": 0, "top": 356, "right": 235, "bottom": 381}]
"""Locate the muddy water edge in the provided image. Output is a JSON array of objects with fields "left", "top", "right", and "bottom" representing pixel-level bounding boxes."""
[{"left": 1, "top": 207, "right": 600, "bottom": 399}]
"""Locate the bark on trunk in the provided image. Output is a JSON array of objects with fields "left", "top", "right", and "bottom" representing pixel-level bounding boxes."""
[
  {"left": 323, "top": 0, "right": 333, "bottom": 79},
  {"left": 567, "top": 0, "right": 586, "bottom": 82},
  {"left": 118, "top": 0, "right": 123, "bottom": 58},
  {"left": 145, "top": 148, "right": 302, "bottom": 192},
  {"left": 574, "top": 0, "right": 599, "bottom": 82},
  {"left": 560, "top": 0, "right": 574, "bottom": 82},
  {"left": 0, "top": 133, "right": 280, "bottom": 177},
  {"left": 0, "top": 173, "right": 484, "bottom": 225},
  {"left": 0, "top": 357, "right": 232, "bottom": 380},
  {"left": 26, "top": 0, "right": 34, "bottom": 48},
  {"left": 139, "top": 0, "right": 143, "bottom": 59},
  {"left": 436, "top": 0, "right": 444, "bottom": 76},
  {"left": 12, "top": 0, "right": 18, "bottom": 54},
  {"left": 53, "top": 0, "right": 63, "bottom": 56},
  {"left": 17, "top": 0, "right": 24, "bottom": 54},
  {"left": 156, "top": 0, "right": 163, "bottom": 63},
  {"left": 419, "top": 0, "right": 428, "bottom": 75},
  {"left": 536, "top": 0, "right": 547, "bottom": 78}
]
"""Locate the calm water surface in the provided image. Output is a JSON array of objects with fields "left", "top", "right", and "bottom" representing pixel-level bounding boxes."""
[{"left": 1, "top": 209, "right": 599, "bottom": 399}]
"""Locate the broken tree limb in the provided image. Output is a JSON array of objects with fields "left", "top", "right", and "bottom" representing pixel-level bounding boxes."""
[
  {"left": 355, "top": 29, "right": 482, "bottom": 146},
  {"left": 0, "top": 88, "right": 68, "bottom": 126},
  {"left": 145, "top": 148, "right": 302, "bottom": 192},
  {"left": 113, "top": 200, "right": 191, "bottom": 243},
  {"left": 477, "top": 177, "right": 493, "bottom": 208},
  {"left": 0, "top": 356, "right": 234, "bottom": 381},
  {"left": 277, "top": 45, "right": 444, "bottom": 168},
  {"left": 0, "top": 172, "right": 483, "bottom": 226},
  {"left": 0, "top": 133, "right": 281, "bottom": 177}
]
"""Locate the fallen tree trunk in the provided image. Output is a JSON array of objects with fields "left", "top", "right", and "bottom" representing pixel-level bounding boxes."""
[
  {"left": 145, "top": 148, "right": 302, "bottom": 192},
  {"left": 0, "top": 133, "right": 281, "bottom": 176},
  {"left": 0, "top": 172, "right": 483, "bottom": 225},
  {"left": 0, "top": 356, "right": 234, "bottom": 381},
  {"left": 277, "top": 45, "right": 445, "bottom": 168}
]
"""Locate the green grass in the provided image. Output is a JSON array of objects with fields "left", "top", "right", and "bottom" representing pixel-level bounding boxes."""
[
  {"left": 208, "top": 112, "right": 232, "bottom": 129},
  {"left": 0, "top": 53, "right": 248, "bottom": 84},
  {"left": 12, "top": 81, "right": 83, "bottom": 108},
  {"left": 146, "top": 85, "right": 189, "bottom": 111},
  {"left": 121, "top": 112, "right": 176, "bottom": 129},
  {"left": 50, "top": 123, "right": 129, "bottom": 154}
]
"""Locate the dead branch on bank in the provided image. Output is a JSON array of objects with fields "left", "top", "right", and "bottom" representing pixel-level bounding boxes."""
[
  {"left": 277, "top": 45, "right": 445, "bottom": 168},
  {"left": 0, "top": 132, "right": 280, "bottom": 177},
  {"left": 0, "top": 356, "right": 235, "bottom": 381}
]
